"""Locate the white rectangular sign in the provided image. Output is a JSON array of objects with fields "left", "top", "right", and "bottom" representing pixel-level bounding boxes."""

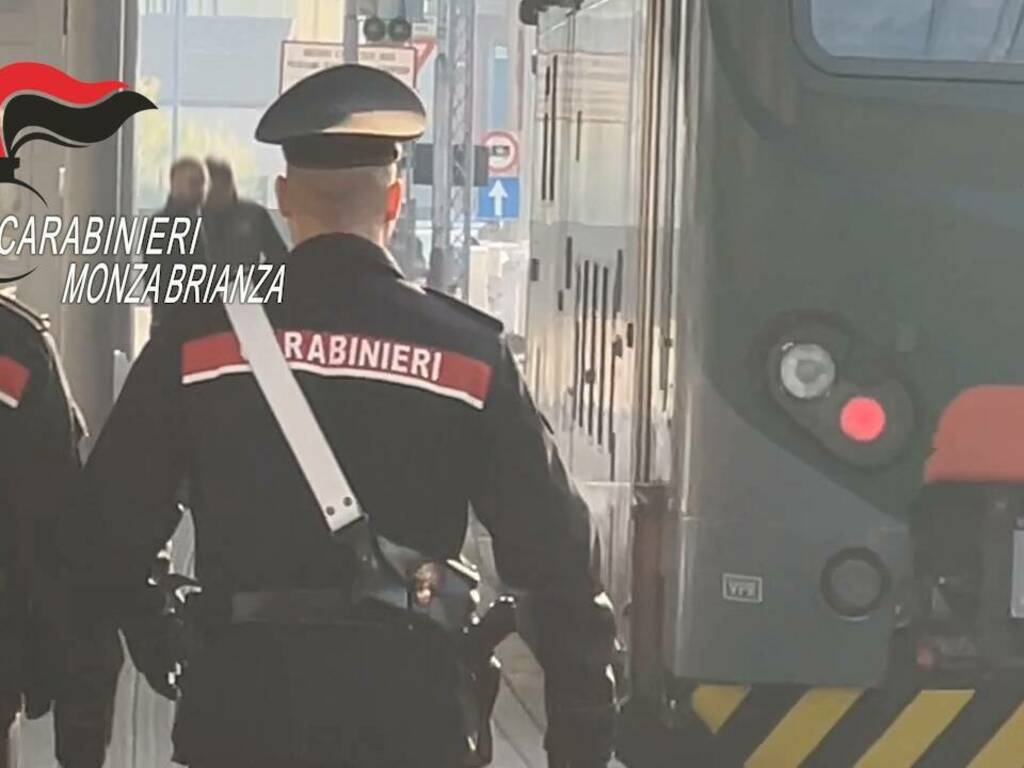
[{"left": 280, "top": 41, "right": 417, "bottom": 93}]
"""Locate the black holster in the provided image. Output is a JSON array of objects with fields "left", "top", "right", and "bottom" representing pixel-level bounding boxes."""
[
  {"left": 338, "top": 519, "right": 518, "bottom": 766},
  {"left": 160, "top": 518, "right": 519, "bottom": 766}
]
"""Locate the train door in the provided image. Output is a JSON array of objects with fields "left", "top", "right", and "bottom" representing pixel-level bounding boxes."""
[
  {"left": 628, "top": 0, "right": 688, "bottom": 697},
  {"left": 526, "top": 9, "right": 575, "bottom": 456}
]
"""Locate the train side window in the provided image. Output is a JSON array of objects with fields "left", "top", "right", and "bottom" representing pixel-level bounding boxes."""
[
  {"left": 548, "top": 55, "right": 560, "bottom": 203},
  {"left": 541, "top": 113, "right": 550, "bottom": 201},
  {"left": 540, "top": 64, "right": 551, "bottom": 201},
  {"left": 588, "top": 261, "right": 599, "bottom": 437},
  {"left": 579, "top": 259, "right": 591, "bottom": 428},
  {"left": 608, "top": 252, "right": 624, "bottom": 476},
  {"left": 572, "top": 262, "right": 583, "bottom": 424},
  {"left": 598, "top": 265, "right": 609, "bottom": 446}
]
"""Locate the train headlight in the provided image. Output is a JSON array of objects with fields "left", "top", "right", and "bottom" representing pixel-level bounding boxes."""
[{"left": 779, "top": 343, "right": 835, "bottom": 400}]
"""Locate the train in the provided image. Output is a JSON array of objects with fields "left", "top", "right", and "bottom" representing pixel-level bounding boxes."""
[{"left": 516, "top": 0, "right": 1024, "bottom": 765}]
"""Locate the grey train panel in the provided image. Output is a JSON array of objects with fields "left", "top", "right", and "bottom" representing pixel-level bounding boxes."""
[
  {"left": 526, "top": 0, "right": 1024, "bottom": 694},
  {"left": 664, "top": 376, "right": 907, "bottom": 685},
  {"left": 666, "top": 0, "right": 1024, "bottom": 685}
]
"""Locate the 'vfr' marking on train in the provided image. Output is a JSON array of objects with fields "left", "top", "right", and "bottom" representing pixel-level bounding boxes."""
[{"left": 723, "top": 573, "right": 763, "bottom": 604}]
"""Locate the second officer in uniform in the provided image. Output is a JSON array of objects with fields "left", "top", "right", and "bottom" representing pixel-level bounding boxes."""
[
  {"left": 81, "top": 65, "right": 617, "bottom": 768},
  {"left": 0, "top": 292, "right": 122, "bottom": 768}
]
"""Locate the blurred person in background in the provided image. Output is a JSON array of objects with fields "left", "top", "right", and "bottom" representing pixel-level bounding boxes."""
[
  {"left": 202, "top": 157, "right": 288, "bottom": 267},
  {"left": 146, "top": 157, "right": 208, "bottom": 335}
]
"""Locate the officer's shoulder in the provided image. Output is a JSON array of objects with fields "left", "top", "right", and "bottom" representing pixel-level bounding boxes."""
[
  {"left": 0, "top": 291, "right": 49, "bottom": 336},
  {"left": 422, "top": 287, "right": 504, "bottom": 335},
  {"left": 160, "top": 300, "right": 226, "bottom": 343},
  {"left": 238, "top": 198, "right": 268, "bottom": 217}
]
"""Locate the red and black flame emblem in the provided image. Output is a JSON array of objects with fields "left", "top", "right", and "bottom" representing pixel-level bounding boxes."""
[{"left": 0, "top": 62, "right": 156, "bottom": 204}]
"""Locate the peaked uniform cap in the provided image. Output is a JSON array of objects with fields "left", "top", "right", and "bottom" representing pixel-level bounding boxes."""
[{"left": 256, "top": 64, "right": 426, "bottom": 169}]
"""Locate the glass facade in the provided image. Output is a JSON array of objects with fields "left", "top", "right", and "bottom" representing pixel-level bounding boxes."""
[{"left": 134, "top": 0, "right": 345, "bottom": 212}]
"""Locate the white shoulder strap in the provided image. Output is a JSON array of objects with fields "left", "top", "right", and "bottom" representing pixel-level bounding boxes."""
[{"left": 222, "top": 300, "right": 362, "bottom": 532}]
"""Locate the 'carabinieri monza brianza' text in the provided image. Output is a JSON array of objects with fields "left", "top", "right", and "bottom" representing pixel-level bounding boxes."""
[{"left": 0, "top": 215, "right": 285, "bottom": 305}]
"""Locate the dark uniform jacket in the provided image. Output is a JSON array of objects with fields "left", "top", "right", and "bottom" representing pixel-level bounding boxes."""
[
  {"left": 0, "top": 294, "right": 121, "bottom": 768},
  {"left": 82, "top": 233, "right": 617, "bottom": 766},
  {"left": 202, "top": 196, "right": 288, "bottom": 267}
]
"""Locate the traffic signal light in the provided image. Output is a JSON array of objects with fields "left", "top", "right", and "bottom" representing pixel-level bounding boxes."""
[
  {"left": 363, "top": 15, "right": 413, "bottom": 43},
  {"left": 388, "top": 17, "right": 412, "bottom": 42},
  {"left": 363, "top": 16, "right": 387, "bottom": 41}
]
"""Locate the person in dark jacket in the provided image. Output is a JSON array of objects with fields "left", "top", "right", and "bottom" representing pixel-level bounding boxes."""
[
  {"left": 202, "top": 157, "right": 288, "bottom": 267},
  {"left": 147, "top": 157, "right": 207, "bottom": 335},
  {"left": 0, "top": 293, "right": 122, "bottom": 768},
  {"left": 79, "top": 64, "right": 617, "bottom": 768}
]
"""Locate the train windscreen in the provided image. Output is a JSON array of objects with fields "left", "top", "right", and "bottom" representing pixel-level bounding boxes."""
[{"left": 810, "top": 0, "right": 1024, "bottom": 63}]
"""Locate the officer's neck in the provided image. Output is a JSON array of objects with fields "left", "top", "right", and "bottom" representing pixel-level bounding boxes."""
[{"left": 292, "top": 222, "right": 387, "bottom": 249}]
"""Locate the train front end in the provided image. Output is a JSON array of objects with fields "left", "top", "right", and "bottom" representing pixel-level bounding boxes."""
[{"left": 641, "top": 1, "right": 1024, "bottom": 764}]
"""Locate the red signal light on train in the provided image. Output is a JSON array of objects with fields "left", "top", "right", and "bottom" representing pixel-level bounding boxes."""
[{"left": 840, "top": 396, "right": 887, "bottom": 443}]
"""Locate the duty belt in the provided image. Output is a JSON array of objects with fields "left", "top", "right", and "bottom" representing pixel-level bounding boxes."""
[{"left": 229, "top": 588, "right": 359, "bottom": 625}]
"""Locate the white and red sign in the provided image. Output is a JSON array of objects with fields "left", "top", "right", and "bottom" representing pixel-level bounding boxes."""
[
  {"left": 0, "top": 355, "right": 29, "bottom": 409},
  {"left": 280, "top": 41, "right": 417, "bottom": 92},
  {"left": 182, "top": 330, "right": 494, "bottom": 410},
  {"left": 411, "top": 38, "right": 436, "bottom": 80},
  {"left": 410, "top": 20, "right": 438, "bottom": 82},
  {"left": 482, "top": 130, "right": 519, "bottom": 176}
]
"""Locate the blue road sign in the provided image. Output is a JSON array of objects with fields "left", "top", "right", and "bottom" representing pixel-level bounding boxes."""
[{"left": 477, "top": 177, "right": 519, "bottom": 220}]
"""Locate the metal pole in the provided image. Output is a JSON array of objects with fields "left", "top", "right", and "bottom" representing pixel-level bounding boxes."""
[
  {"left": 458, "top": 0, "right": 475, "bottom": 298},
  {"left": 397, "top": 141, "right": 417, "bottom": 274},
  {"left": 344, "top": 0, "right": 360, "bottom": 62},
  {"left": 62, "top": 0, "right": 132, "bottom": 437},
  {"left": 428, "top": 0, "right": 451, "bottom": 290}
]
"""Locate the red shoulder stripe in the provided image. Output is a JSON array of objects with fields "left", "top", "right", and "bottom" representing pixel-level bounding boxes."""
[
  {"left": 0, "top": 355, "right": 30, "bottom": 409},
  {"left": 181, "top": 330, "right": 494, "bottom": 409}
]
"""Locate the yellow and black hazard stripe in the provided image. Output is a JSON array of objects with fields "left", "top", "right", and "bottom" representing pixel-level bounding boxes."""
[{"left": 689, "top": 683, "right": 1024, "bottom": 767}]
